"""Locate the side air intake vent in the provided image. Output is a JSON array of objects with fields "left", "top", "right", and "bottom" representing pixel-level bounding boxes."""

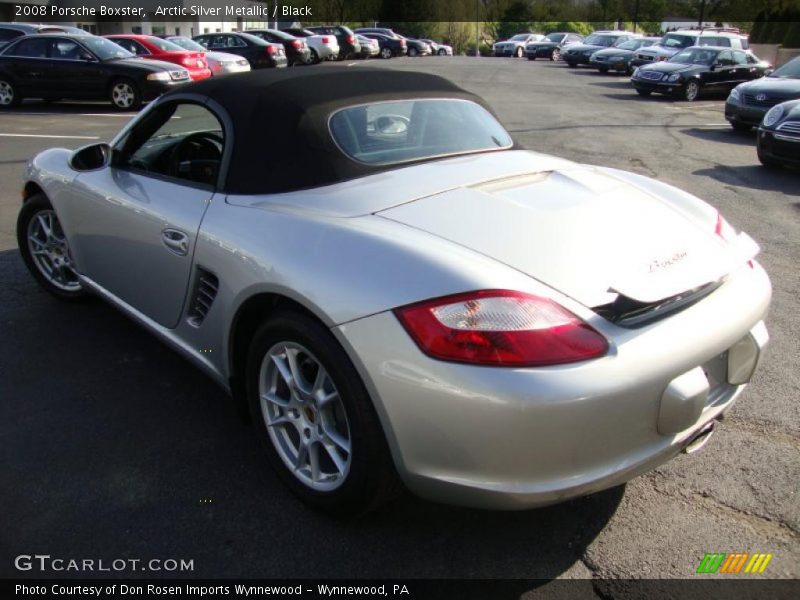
[{"left": 187, "top": 269, "right": 219, "bottom": 327}]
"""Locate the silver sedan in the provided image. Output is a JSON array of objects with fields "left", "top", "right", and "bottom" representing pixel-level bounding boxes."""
[
  {"left": 17, "top": 68, "right": 771, "bottom": 515},
  {"left": 165, "top": 35, "right": 250, "bottom": 75}
]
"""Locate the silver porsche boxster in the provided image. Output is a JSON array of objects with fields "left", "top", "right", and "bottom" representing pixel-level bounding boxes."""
[{"left": 17, "top": 68, "right": 771, "bottom": 515}]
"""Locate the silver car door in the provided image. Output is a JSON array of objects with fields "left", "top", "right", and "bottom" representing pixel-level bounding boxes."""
[{"left": 65, "top": 101, "right": 224, "bottom": 328}]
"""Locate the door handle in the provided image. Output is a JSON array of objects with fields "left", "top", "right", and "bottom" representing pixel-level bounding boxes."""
[{"left": 161, "top": 228, "right": 189, "bottom": 256}]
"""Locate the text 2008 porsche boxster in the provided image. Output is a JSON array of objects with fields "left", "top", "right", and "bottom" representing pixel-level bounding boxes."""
[{"left": 17, "top": 68, "right": 770, "bottom": 515}]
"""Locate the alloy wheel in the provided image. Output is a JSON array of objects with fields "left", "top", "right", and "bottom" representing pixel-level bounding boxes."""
[
  {"left": 552, "top": 48, "right": 561, "bottom": 61},
  {"left": 26, "top": 210, "right": 81, "bottom": 292},
  {"left": 111, "top": 82, "right": 135, "bottom": 109},
  {"left": 0, "top": 80, "right": 14, "bottom": 106},
  {"left": 381, "top": 47, "right": 392, "bottom": 59},
  {"left": 685, "top": 81, "right": 700, "bottom": 102},
  {"left": 259, "top": 341, "right": 352, "bottom": 491}
]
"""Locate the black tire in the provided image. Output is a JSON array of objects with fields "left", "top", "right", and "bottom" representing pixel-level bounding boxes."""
[
  {"left": 527, "top": 54, "right": 536, "bottom": 61},
  {"left": 730, "top": 122, "right": 752, "bottom": 133},
  {"left": 636, "top": 89, "right": 652, "bottom": 97},
  {"left": 108, "top": 78, "right": 141, "bottom": 111},
  {"left": 246, "top": 310, "right": 401, "bottom": 516},
  {"left": 550, "top": 48, "right": 560, "bottom": 61},
  {"left": 684, "top": 80, "right": 701, "bottom": 102},
  {"left": 17, "top": 193, "right": 87, "bottom": 301},
  {"left": 408, "top": 47, "right": 418, "bottom": 57},
  {"left": 0, "top": 76, "right": 21, "bottom": 108},
  {"left": 438, "top": 48, "right": 447, "bottom": 56},
  {"left": 598, "top": 66, "right": 609, "bottom": 73}
]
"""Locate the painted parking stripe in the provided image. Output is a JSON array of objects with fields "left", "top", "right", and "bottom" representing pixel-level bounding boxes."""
[{"left": 0, "top": 133, "right": 100, "bottom": 139}]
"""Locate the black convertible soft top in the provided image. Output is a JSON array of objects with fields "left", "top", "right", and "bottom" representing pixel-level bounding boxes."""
[{"left": 169, "top": 67, "right": 513, "bottom": 194}]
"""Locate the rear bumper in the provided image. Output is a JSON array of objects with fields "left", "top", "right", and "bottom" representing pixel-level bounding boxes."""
[
  {"left": 335, "top": 263, "right": 771, "bottom": 510},
  {"left": 564, "top": 55, "right": 592, "bottom": 66},
  {"left": 591, "top": 57, "right": 629, "bottom": 71}
]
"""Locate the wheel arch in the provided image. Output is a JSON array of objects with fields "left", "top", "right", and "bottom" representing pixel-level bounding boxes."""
[{"left": 22, "top": 181, "right": 45, "bottom": 203}]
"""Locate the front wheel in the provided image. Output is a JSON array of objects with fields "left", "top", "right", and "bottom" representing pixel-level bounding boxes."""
[
  {"left": 551, "top": 48, "right": 561, "bottom": 61},
  {"left": 380, "top": 47, "right": 392, "bottom": 59},
  {"left": 109, "top": 78, "right": 141, "bottom": 111},
  {"left": 0, "top": 77, "right": 21, "bottom": 108},
  {"left": 636, "top": 88, "right": 652, "bottom": 97},
  {"left": 246, "top": 311, "right": 400, "bottom": 515},
  {"left": 17, "top": 193, "right": 87, "bottom": 301},
  {"left": 408, "top": 47, "right": 418, "bottom": 57},
  {"left": 684, "top": 80, "right": 701, "bottom": 102},
  {"left": 515, "top": 47, "right": 524, "bottom": 58}
]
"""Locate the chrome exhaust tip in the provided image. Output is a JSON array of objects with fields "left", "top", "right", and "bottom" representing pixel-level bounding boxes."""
[{"left": 683, "top": 421, "right": 716, "bottom": 454}]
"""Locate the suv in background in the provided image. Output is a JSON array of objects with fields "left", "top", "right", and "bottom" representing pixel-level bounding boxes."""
[
  {"left": 306, "top": 25, "right": 359, "bottom": 59},
  {"left": 632, "top": 28, "right": 748, "bottom": 68}
]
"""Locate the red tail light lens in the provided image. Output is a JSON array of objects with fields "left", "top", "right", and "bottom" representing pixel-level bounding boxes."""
[
  {"left": 291, "top": 40, "right": 301, "bottom": 49},
  {"left": 321, "top": 36, "right": 331, "bottom": 44},
  {"left": 347, "top": 35, "right": 355, "bottom": 44},
  {"left": 395, "top": 290, "right": 608, "bottom": 367},
  {"left": 266, "top": 45, "right": 276, "bottom": 55},
  {"left": 400, "top": 39, "right": 406, "bottom": 47},
  {"left": 714, "top": 212, "right": 736, "bottom": 243}
]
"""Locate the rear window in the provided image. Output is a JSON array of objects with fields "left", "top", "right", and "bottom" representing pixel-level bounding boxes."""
[{"left": 329, "top": 99, "right": 513, "bottom": 166}]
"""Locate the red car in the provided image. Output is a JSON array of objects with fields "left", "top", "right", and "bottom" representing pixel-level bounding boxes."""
[{"left": 104, "top": 34, "right": 212, "bottom": 81}]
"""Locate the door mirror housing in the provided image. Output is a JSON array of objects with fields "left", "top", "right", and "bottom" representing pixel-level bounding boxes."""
[{"left": 69, "top": 143, "right": 111, "bottom": 171}]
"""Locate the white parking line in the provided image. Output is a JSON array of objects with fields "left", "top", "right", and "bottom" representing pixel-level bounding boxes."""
[{"left": 0, "top": 133, "right": 100, "bottom": 139}]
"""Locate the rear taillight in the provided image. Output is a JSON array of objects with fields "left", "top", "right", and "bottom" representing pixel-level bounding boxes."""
[
  {"left": 395, "top": 290, "right": 608, "bottom": 367},
  {"left": 714, "top": 212, "right": 736, "bottom": 243},
  {"left": 181, "top": 57, "right": 194, "bottom": 66},
  {"left": 291, "top": 40, "right": 301, "bottom": 49},
  {"left": 266, "top": 45, "right": 276, "bottom": 55},
  {"left": 347, "top": 35, "right": 355, "bottom": 44},
  {"left": 400, "top": 39, "right": 406, "bottom": 47},
  {"left": 321, "top": 36, "right": 331, "bottom": 44}
]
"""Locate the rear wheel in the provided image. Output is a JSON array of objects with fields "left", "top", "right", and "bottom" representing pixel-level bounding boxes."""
[
  {"left": 551, "top": 48, "right": 561, "bottom": 61},
  {"left": 109, "top": 78, "right": 141, "bottom": 111},
  {"left": 684, "top": 80, "right": 701, "bottom": 102},
  {"left": 17, "top": 193, "right": 86, "bottom": 301},
  {"left": 380, "top": 47, "right": 392, "bottom": 59},
  {"left": 246, "top": 311, "right": 401, "bottom": 516},
  {"left": 0, "top": 77, "right": 21, "bottom": 108},
  {"left": 636, "top": 89, "right": 652, "bottom": 97},
  {"left": 408, "top": 47, "right": 418, "bottom": 57},
  {"left": 515, "top": 47, "right": 524, "bottom": 58},
  {"left": 730, "top": 122, "right": 752, "bottom": 133}
]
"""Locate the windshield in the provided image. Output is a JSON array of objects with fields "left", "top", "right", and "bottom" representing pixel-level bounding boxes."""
[
  {"left": 81, "top": 37, "right": 134, "bottom": 60},
  {"left": 769, "top": 56, "right": 800, "bottom": 79},
  {"left": 510, "top": 34, "right": 530, "bottom": 41},
  {"left": 330, "top": 99, "right": 513, "bottom": 166},
  {"left": 661, "top": 34, "right": 696, "bottom": 49},
  {"left": 583, "top": 34, "right": 617, "bottom": 47},
  {"left": 167, "top": 37, "right": 206, "bottom": 52},
  {"left": 145, "top": 37, "right": 186, "bottom": 52},
  {"left": 616, "top": 40, "right": 641, "bottom": 51},
  {"left": 669, "top": 48, "right": 716, "bottom": 65},
  {"left": 545, "top": 33, "right": 565, "bottom": 42}
]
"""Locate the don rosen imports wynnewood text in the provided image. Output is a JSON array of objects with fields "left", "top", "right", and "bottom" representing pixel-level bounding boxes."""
[{"left": 16, "top": 583, "right": 411, "bottom": 596}]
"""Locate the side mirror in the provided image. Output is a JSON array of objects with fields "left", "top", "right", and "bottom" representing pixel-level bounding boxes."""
[
  {"left": 373, "top": 114, "right": 409, "bottom": 135},
  {"left": 709, "top": 63, "right": 717, "bottom": 71},
  {"left": 69, "top": 142, "right": 111, "bottom": 171}
]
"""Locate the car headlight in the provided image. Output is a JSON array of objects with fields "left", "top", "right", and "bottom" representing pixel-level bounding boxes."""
[
  {"left": 667, "top": 73, "right": 681, "bottom": 82},
  {"left": 609, "top": 55, "right": 624, "bottom": 62},
  {"left": 763, "top": 104, "right": 784, "bottom": 127},
  {"left": 146, "top": 72, "right": 170, "bottom": 81},
  {"left": 728, "top": 87, "right": 741, "bottom": 102}
]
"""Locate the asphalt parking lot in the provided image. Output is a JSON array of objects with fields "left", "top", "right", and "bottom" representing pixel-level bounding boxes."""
[{"left": 1, "top": 57, "right": 798, "bottom": 588}]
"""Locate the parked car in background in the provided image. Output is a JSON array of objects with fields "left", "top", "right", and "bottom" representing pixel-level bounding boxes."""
[
  {"left": 726, "top": 56, "right": 799, "bottom": 132},
  {"left": 305, "top": 25, "right": 358, "bottom": 60},
  {"left": 17, "top": 67, "right": 771, "bottom": 516},
  {"left": 283, "top": 27, "right": 339, "bottom": 62},
  {"left": 563, "top": 31, "right": 641, "bottom": 67},
  {"left": 420, "top": 39, "right": 453, "bottom": 56},
  {"left": 401, "top": 37, "right": 431, "bottom": 57},
  {"left": 360, "top": 32, "right": 406, "bottom": 59},
  {"left": 757, "top": 99, "right": 800, "bottom": 169},
  {"left": 106, "top": 34, "right": 211, "bottom": 81},
  {"left": 354, "top": 27, "right": 398, "bottom": 39},
  {"left": 631, "top": 46, "right": 771, "bottom": 102},
  {"left": 0, "top": 22, "right": 77, "bottom": 50},
  {"left": 526, "top": 32, "right": 583, "bottom": 61},
  {"left": 590, "top": 37, "right": 661, "bottom": 74},
  {"left": 356, "top": 34, "right": 379, "bottom": 59},
  {"left": 0, "top": 34, "right": 190, "bottom": 109},
  {"left": 193, "top": 32, "right": 286, "bottom": 69},
  {"left": 494, "top": 33, "right": 544, "bottom": 57},
  {"left": 163, "top": 35, "right": 250, "bottom": 76},
  {"left": 631, "top": 28, "right": 749, "bottom": 69},
  {"left": 245, "top": 29, "right": 311, "bottom": 66}
]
